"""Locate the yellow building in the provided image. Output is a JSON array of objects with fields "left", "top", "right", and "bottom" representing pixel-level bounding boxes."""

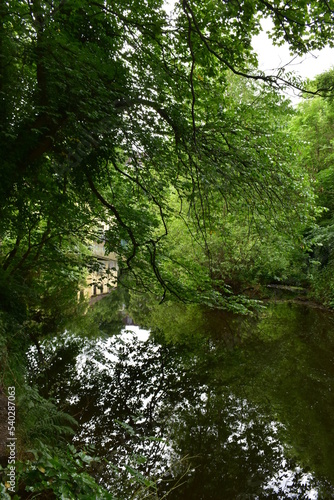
[{"left": 81, "top": 240, "right": 118, "bottom": 303}]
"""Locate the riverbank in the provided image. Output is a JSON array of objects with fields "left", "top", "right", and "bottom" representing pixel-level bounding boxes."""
[{"left": 244, "top": 283, "right": 334, "bottom": 312}]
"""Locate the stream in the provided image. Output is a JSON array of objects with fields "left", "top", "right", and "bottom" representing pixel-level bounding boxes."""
[{"left": 27, "top": 300, "right": 334, "bottom": 499}]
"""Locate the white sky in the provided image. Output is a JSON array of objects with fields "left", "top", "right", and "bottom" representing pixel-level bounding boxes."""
[
  {"left": 252, "top": 19, "right": 334, "bottom": 103},
  {"left": 164, "top": 3, "right": 334, "bottom": 101},
  {"left": 252, "top": 19, "right": 334, "bottom": 81}
]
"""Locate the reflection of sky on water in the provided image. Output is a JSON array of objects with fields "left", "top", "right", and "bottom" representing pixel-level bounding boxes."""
[
  {"left": 27, "top": 323, "right": 326, "bottom": 499},
  {"left": 76, "top": 327, "right": 150, "bottom": 375}
]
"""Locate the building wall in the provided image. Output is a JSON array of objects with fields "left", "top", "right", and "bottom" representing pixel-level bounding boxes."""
[{"left": 80, "top": 246, "right": 118, "bottom": 300}]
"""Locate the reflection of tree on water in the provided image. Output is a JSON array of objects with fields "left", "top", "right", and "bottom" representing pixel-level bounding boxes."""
[
  {"left": 165, "top": 394, "right": 318, "bottom": 499},
  {"left": 27, "top": 303, "right": 334, "bottom": 499}
]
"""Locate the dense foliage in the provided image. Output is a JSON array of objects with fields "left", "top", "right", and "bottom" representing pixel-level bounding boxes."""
[
  {"left": 2, "top": 0, "right": 334, "bottom": 497},
  {"left": 290, "top": 70, "right": 334, "bottom": 305},
  {"left": 1, "top": 0, "right": 334, "bottom": 314}
]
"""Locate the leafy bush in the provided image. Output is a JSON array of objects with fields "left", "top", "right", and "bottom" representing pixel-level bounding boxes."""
[
  {"left": 15, "top": 443, "right": 114, "bottom": 499},
  {"left": 309, "top": 259, "right": 334, "bottom": 308}
]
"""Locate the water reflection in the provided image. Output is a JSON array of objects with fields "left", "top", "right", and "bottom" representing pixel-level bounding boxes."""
[{"left": 27, "top": 302, "right": 334, "bottom": 498}]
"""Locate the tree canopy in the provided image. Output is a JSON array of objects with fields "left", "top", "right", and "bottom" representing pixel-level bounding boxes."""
[
  {"left": 1, "top": 0, "right": 334, "bottom": 316},
  {"left": 3, "top": 2, "right": 334, "bottom": 498}
]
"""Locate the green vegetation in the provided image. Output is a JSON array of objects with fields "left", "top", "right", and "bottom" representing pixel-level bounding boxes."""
[
  {"left": 290, "top": 72, "right": 334, "bottom": 306},
  {"left": 2, "top": 0, "right": 334, "bottom": 497}
]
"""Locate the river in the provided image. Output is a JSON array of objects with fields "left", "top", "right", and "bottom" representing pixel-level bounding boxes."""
[{"left": 27, "top": 299, "right": 334, "bottom": 499}]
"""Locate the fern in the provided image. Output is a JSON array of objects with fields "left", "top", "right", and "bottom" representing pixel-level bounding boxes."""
[{"left": 17, "top": 384, "right": 77, "bottom": 449}]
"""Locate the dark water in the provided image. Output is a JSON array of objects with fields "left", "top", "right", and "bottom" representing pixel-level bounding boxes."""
[{"left": 27, "top": 301, "right": 334, "bottom": 499}]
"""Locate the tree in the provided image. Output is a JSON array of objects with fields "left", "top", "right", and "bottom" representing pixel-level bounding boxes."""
[
  {"left": 1, "top": 0, "right": 334, "bottom": 321},
  {"left": 290, "top": 68, "right": 334, "bottom": 305},
  {"left": 3, "top": 5, "right": 334, "bottom": 495}
]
